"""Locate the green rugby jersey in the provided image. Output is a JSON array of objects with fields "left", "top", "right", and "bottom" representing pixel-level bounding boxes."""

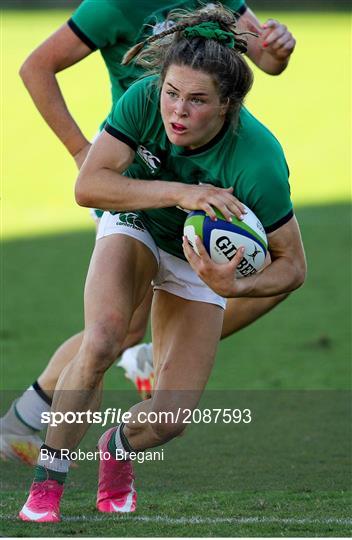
[
  {"left": 105, "top": 76, "right": 293, "bottom": 259},
  {"left": 68, "top": 0, "right": 247, "bottom": 109}
]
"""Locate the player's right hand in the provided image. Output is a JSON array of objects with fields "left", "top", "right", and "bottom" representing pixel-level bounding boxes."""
[
  {"left": 177, "top": 184, "right": 245, "bottom": 222},
  {"left": 183, "top": 235, "right": 245, "bottom": 297}
]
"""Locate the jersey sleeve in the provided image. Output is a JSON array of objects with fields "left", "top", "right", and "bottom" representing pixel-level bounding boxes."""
[
  {"left": 238, "top": 141, "right": 293, "bottom": 233},
  {"left": 104, "top": 78, "right": 151, "bottom": 150},
  {"left": 226, "top": 0, "right": 247, "bottom": 16},
  {"left": 68, "top": 0, "right": 127, "bottom": 50}
]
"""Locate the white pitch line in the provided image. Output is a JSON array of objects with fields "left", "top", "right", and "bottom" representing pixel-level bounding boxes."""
[
  {"left": 3, "top": 514, "right": 350, "bottom": 526},
  {"left": 65, "top": 515, "right": 352, "bottom": 526}
]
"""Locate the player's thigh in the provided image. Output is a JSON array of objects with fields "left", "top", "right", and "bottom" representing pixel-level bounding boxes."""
[
  {"left": 84, "top": 234, "right": 157, "bottom": 328},
  {"left": 151, "top": 290, "right": 223, "bottom": 411},
  {"left": 127, "top": 285, "right": 153, "bottom": 337}
]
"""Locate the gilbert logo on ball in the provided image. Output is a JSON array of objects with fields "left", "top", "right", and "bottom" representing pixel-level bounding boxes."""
[{"left": 184, "top": 206, "right": 268, "bottom": 279}]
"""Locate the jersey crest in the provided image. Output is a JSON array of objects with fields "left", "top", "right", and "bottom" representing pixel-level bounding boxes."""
[{"left": 137, "top": 145, "right": 161, "bottom": 173}]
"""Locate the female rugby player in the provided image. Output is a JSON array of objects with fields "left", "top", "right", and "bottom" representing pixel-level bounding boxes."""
[{"left": 19, "top": 5, "right": 306, "bottom": 521}]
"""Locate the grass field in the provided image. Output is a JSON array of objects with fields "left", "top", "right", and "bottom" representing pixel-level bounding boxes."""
[{"left": 1, "top": 9, "right": 351, "bottom": 538}]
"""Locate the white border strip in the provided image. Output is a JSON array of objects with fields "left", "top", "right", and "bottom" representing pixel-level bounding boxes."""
[{"left": 68, "top": 516, "right": 352, "bottom": 526}]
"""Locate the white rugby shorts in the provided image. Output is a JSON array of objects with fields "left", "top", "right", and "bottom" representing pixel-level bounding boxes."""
[{"left": 96, "top": 211, "right": 226, "bottom": 309}]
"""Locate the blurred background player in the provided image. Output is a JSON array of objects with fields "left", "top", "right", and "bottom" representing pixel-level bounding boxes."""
[{"left": 0, "top": 0, "right": 296, "bottom": 466}]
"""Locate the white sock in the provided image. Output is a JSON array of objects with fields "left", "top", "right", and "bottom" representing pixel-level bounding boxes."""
[
  {"left": 114, "top": 423, "right": 134, "bottom": 459},
  {"left": 114, "top": 424, "right": 124, "bottom": 452},
  {"left": 0, "top": 402, "right": 34, "bottom": 436},
  {"left": 37, "top": 453, "right": 70, "bottom": 473},
  {"left": 15, "top": 383, "right": 51, "bottom": 431}
]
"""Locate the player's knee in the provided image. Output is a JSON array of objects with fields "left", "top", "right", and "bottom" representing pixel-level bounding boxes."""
[{"left": 81, "top": 316, "right": 128, "bottom": 369}]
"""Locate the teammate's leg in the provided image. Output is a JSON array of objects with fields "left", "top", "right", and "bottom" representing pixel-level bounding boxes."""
[
  {"left": 0, "top": 333, "right": 83, "bottom": 466},
  {"left": 37, "top": 333, "right": 83, "bottom": 395},
  {"left": 221, "top": 293, "right": 289, "bottom": 338},
  {"left": 215, "top": 251, "right": 289, "bottom": 337}
]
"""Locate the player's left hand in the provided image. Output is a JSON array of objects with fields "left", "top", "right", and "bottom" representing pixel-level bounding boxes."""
[
  {"left": 182, "top": 235, "right": 245, "bottom": 298},
  {"left": 260, "top": 19, "right": 296, "bottom": 61}
]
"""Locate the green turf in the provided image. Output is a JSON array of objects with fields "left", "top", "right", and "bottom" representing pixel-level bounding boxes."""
[
  {"left": 1, "top": 8, "right": 351, "bottom": 538},
  {"left": 1, "top": 492, "right": 351, "bottom": 537},
  {"left": 1, "top": 204, "right": 351, "bottom": 536}
]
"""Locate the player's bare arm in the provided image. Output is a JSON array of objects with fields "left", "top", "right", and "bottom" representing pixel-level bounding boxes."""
[
  {"left": 19, "top": 23, "right": 93, "bottom": 165},
  {"left": 184, "top": 216, "right": 306, "bottom": 298},
  {"left": 239, "top": 8, "right": 296, "bottom": 75},
  {"left": 76, "top": 132, "right": 245, "bottom": 220}
]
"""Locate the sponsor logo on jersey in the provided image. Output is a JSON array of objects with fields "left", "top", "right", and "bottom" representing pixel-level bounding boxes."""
[
  {"left": 115, "top": 213, "right": 145, "bottom": 231},
  {"left": 137, "top": 145, "right": 161, "bottom": 173}
]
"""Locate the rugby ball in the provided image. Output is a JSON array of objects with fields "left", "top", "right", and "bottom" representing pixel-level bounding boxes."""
[{"left": 184, "top": 205, "right": 268, "bottom": 279}]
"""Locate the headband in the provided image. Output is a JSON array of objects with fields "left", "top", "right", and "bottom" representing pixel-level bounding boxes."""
[{"left": 183, "top": 21, "right": 236, "bottom": 48}]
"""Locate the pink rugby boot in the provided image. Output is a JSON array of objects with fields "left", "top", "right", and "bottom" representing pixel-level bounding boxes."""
[
  {"left": 19, "top": 479, "right": 64, "bottom": 522},
  {"left": 96, "top": 427, "right": 137, "bottom": 513}
]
